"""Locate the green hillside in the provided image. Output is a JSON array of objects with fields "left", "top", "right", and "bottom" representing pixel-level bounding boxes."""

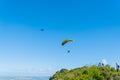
[{"left": 49, "top": 65, "right": 120, "bottom": 80}]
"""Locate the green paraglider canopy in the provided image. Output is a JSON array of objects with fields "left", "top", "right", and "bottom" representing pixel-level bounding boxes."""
[{"left": 61, "top": 39, "right": 73, "bottom": 46}]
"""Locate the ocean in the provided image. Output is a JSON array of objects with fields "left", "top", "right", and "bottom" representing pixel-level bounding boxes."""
[{"left": 0, "top": 76, "right": 50, "bottom": 80}]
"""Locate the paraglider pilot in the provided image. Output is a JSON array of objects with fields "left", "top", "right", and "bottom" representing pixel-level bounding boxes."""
[{"left": 67, "top": 50, "right": 70, "bottom": 53}]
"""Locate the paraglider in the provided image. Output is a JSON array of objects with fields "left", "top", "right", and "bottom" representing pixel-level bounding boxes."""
[
  {"left": 61, "top": 39, "right": 73, "bottom": 46},
  {"left": 40, "top": 28, "right": 44, "bottom": 31},
  {"left": 61, "top": 39, "right": 73, "bottom": 53}
]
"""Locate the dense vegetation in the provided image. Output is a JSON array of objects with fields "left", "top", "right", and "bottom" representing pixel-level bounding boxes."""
[{"left": 49, "top": 65, "right": 120, "bottom": 80}]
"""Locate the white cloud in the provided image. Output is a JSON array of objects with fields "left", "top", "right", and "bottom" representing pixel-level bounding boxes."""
[{"left": 102, "top": 59, "right": 108, "bottom": 65}]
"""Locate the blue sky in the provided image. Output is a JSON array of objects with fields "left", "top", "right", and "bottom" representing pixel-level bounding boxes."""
[{"left": 0, "top": 0, "right": 120, "bottom": 76}]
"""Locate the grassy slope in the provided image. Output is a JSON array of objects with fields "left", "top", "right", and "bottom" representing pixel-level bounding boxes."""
[{"left": 50, "top": 65, "right": 120, "bottom": 80}]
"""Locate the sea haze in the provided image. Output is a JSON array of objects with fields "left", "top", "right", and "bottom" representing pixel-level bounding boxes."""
[{"left": 0, "top": 76, "right": 50, "bottom": 80}]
